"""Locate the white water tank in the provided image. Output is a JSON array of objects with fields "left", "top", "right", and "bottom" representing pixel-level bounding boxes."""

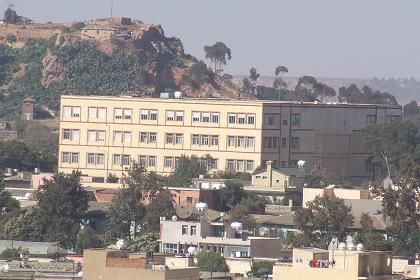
[
  {"left": 174, "top": 91, "right": 183, "bottom": 98},
  {"left": 356, "top": 243, "right": 364, "bottom": 251},
  {"left": 231, "top": 222, "right": 243, "bottom": 231},
  {"left": 116, "top": 239, "right": 127, "bottom": 250},
  {"left": 338, "top": 242, "right": 347, "bottom": 250},
  {"left": 196, "top": 202, "right": 208, "bottom": 212},
  {"left": 171, "top": 215, "right": 178, "bottom": 221}
]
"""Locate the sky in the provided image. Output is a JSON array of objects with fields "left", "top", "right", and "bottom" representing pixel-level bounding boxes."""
[{"left": 1, "top": 0, "right": 420, "bottom": 79}]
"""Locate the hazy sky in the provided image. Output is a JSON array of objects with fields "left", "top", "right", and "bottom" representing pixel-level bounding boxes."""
[{"left": 2, "top": 0, "right": 420, "bottom": 78}]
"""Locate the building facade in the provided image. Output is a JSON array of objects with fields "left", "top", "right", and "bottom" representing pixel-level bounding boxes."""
[{"left": 58, "top": 96, "right": 401, "bottom": 184}]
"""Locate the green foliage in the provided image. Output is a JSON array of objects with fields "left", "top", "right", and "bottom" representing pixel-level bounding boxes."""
[
  {"left": 403, "top": 100, "right": 419, "bottom": 117},
  {"left": 75, "top": 226, "right": 104, "bottom": 254},
  {"left": 166, "top": 155, "right": 208, "bottom": 187},
  {"left": 180, "top": 61, "right": 212, "bottom": 90},
  {"left": 203, "top": 42, "right": 231, "bottom": 72},
  {"left": 0, "top": 140, "right": 56, "bottom": 172},
  {"left": 0, "top": 247, "right": 21, "bottom": 260},
  {"left": 229, "top": 196, "right": 267, "bottom": 231},
  {"left": 106, "top": 173, "right": 119, "bottom": 183},
  {"left": 128, "top": 232, "right": 159, "bottom": 253},
  {"left": 338, "top": 84, "right": 397, "bottom": 105},
  {"left": 196, "top": 251, "right": 228, "bottom": 273},
  {"left": 293, "top": 195, "right": 354, "bottom": 249},
  {"left": 249, "top": 261, "right": 273, "bottom": 278},
  {"left": 0, "top": 171, "right": 20, "bottom": 216},
  {"left": 5, "top": 34, "right": 17, "bottom": 43},
  {"left": 1, "top": 207, "right": 46, "bottom": 241},
  {"left": 37, "top": 172, "right": 88, "bottom": 247},
  {"left": 144, "top": 189, "right": 175, "bottom": 231},
  {"left": 3, "top": 8, "right": 18, "bottom": 24},
  {"left": 354, "top": 213, "right": 392, "bottom": 251},
  {"left": 71, "top": 22, "right": 86, "bottom": 31},
  {"left": 218, "top": 180, "right": 247, "bottom": 211},
  {"left": 294, "top": 76, "right": 336, "bottom": 102}
]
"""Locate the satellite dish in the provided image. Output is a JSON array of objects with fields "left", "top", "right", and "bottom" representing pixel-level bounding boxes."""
[
  {"left": 171, "top": 215, "right": 178, "bottom": 221},
  {"left": 176, "top": 204, "right": 194, "bottom": 219}
]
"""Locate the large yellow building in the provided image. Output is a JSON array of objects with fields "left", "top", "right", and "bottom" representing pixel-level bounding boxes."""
[{"left": 58, "top": 95, "right": 401, "bottom": 184}]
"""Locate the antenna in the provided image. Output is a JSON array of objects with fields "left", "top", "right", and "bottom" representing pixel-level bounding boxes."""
[{"left": 110, "top": 0, "right": 114, "bottom": 17}]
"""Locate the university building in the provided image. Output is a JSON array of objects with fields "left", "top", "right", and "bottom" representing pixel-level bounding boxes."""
[{"left": 58, "top": 95, "right": 401, "bottom": 184}]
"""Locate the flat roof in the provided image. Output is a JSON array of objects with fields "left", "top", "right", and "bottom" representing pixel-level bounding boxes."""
[{"left": 60, "top": 95, "right": 401, "bottom": 109}]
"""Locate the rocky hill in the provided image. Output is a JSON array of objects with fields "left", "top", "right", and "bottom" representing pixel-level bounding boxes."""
[{"left": 0, "top": 16, "right": 249, "bottom": 119}]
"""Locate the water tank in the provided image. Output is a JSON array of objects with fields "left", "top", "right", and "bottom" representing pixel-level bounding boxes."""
[
  {"left": 34, "top": 167, "right": 40, "bottom": 174},
  {"left": 160, "top": 92, "right": 170, "bottom": 99},
  {"left": 174, "top": 91, "right": 183, "bottom": 99},
  {"left": 116, "top": 239, "right": 127, "bottom": 250},
  {"left": 24, "top": 193, "right": 32, "bottom": 200},
  {"left": 338, "top": 242, "right": 347, "bottom": 250},
  {"left": 171, "top": 215, "right": 178, "bottom": 221},
  {"left": 231, "top": 222, "right": 243, "bottom": 231},
  {"left": 356, "top": 243, "right": 364, "bottom": 251},
  {"left": 196, "top": 202, "right": 208, "bottom": 212},
  {"left": 347, "top": 243, "right": 356, "bottom": 251},
  {"left": 187, "top": 246, "right": 196, "bottom": 255}
]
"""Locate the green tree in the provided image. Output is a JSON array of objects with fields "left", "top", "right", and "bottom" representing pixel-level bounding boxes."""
[
  {"left": 293, "top": 195, "right": 354, "bottom": 249},
  {"left": 403, "top": 100, "right": 419, "bottom": 117},
  {"left": 3, "top": 7, "right": 18, "bottom": 24},
  {"left": 196, "top": 251, "right": 228, "bottom": 277},
  {"left": 75, "top": 226, "right": 104, "bottom": 254},
  {"left": 354, "top": 213, "right": 392, "bottom": 251},
  {"left": 338, "top": 84, "right": 397, "bottom": 105},
  {"left": 0, "top": 171, "right": 20, "bottom": 216},
  {"left": 180, "top": 61, "right": 211, "bottom": 91},
  {"left": 128, "top": 232, "right": 159, "bottom": 253},
  {"left": 106, "top": 173, "right": 119, "bottom": 183},
  {"left": 229, "top": 196, "right": 266, "bottom": 231},
  {"left": 144, "top": 189, "right": 175, "bottom": 231},
  {"left": 37, "top": 172, "right": 88, "bottom": 247},
  {"left": 0, "top": 247, "right": 21, "bottom": 259},
  {"left": 203, "top": 42, "right": 232, "bottom": 73},
  {"left": 294, "top": 76, "right": 336, "bottom": 102},
  {"left": 218, "top": 179, "right": 247, "bottom": 211},
  {"left": 275, "top": 65, "right": 288, "bottom": 76},
  {"left": 1, "top": 207, "right": 46, "bottom": 241},
  {"left": 166, "top": 155, "right": 207, "bottom": 187},
  {"left": 249, "top": 261, "right": 273, "bottom": 278}
]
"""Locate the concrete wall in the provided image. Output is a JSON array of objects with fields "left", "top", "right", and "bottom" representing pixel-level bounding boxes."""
[
  {"left": 303, "top": 187, "right": 370, "bottom": 207},
  {"left": 225, "top": 258, "right": 251, "bottom": 275}
]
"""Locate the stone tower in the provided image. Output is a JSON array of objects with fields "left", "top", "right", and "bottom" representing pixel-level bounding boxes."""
[{"left": 22, "top": 97, "right": 35, "bottom": 120}]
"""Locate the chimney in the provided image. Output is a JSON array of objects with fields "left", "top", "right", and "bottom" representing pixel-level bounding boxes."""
[{"left": 267, "top": 161, "right": 273, "bottom": 188}]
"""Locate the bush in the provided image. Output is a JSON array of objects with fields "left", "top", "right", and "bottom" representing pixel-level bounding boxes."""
[
  {"left": 5, "top": 34, "right": 17, "bottom": 43},
  {"left": 249, "top": 261, "right": 273, "bottom": 278},
  {"left": 196, "top": 251, "right": 228, "bottom": 273},
  {"left": 107, "top": 173, "right": 119, "bottom": 183},
  {"left": 0, "top": 247, "right": 21, "bottom": 260},
  {"left": 75, "top": 226, "right": 103, "bottom": 254}
]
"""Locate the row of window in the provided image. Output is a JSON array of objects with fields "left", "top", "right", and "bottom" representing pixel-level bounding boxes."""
[
  {"left": 263, "top": 137, "right": 300, "bottom": 149},
  {"left": 264, "top": 113, "right": 301, "bottom": 126},
  {"left": 63, "top": 106, "right": 256, "bottom": 125},
  {"left": 61, "top": 152, "right": 253, "bottom": 171}
]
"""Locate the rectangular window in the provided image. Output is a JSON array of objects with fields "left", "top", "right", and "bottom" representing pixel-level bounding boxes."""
[
  {"left": 150, "top": 110, "right": 158, "bottom": 120},
  {"left": 88, "top": 107, "right": 97, "bottom": 119},
  {"left": 63, "top": 129, "right": 71, "bottom": 140},
  {"left": 87, "top": 153, "right": 95, "bottom": 165},
  {"left": 72, "top": 107, "right": 80, "bottom": 118},
  {"left": 247, "top": 114, "right": 255, "bottom": 125},
  {"left": 236, "top": 160, "right": 245, "bottom": 171},
  {"left": 247, "top": 137, "right": 255, "bottom": 148},
  {"left": 175, "top": 111, "right": 184, "bottom": 122},
  {"left": 227, "top": 160, "right": 235, "bottom": 170},
  {"left": 175, "top": 134, "right": 183, "bottom": 145},
  {"left": 202, "top": 112, "right": 210, "bottom": 122},
  {"left": 63, "top": 106, "right": 71, "bottom": 117},
  {"left": 201, "top": 135, "right": 209, "bottom": 146},
  {"left": 123, "top": 132, "right": 131, "bottom": 145},
  {"left": 192, "top": 112, "right": 200, "bottom": 122},
  {"left": 139, "top": 155, "right": 147, "bottom": 167},
  {"left": 264, "top": 137, "right": 278, "bottom": 149},
  {"left": 291, "top": 113, "right": 301, "bottom": 126},
  {"left": 166, "top": 133, "right": 174, "bottom": 144},
  {"left": 140, "top": 132, "right": 148, "bottom": 143},
  {"left": 228, "top": 114, "right": 236, "bottom": 124},
  {"left": 281, "top": 138, "right": 287, "bottom": 148},
  {"left": 280, "top": 161, "right": 286, "bottom": 168},
  {"left": 97, "top": 154, "right": 105, "bottom": 165},
  {"left": 164, "top": 157, "right": 173, "bottom": 168},
  {"left": 182, "top": 225, "right": 188, "bottom": 235},
  {"left": 113, "top": 154, "right": 121, "bottom": 165},
  {"left": 71, "top": 153, "right": 79, "bottom": 164},
  {"left": 211, "top": 135, "right": 219, "bottom": 146},
  {"left": 163, "top": 243, "right": 178, "bottom": 254},
  {"left": 166, "top": 111, "right": 175, "bottom": 121},
  {"left": 290, "top": 160, "right": 298, "bottom": 167},
  {"left": 190, "top": 226, "right": 197, "bottom": 235},
  {"left": 238, "top": 114, "right": 246, "bottom": 124},
  {"left": 283, "top": 119, "right": 288, "bottom": 125},
  {"left": 98, "top": 108, "right": 106, "bottom": 119},
  {"left": 123, "top": 109, "right": 132, "bottom": 120},
  {"left": 227, "top": 136, "right": 235, "bottom": 147},
  {"left": 386, "top": 115, "right": 401, "bottom": 123},
  {"left": 114, "top": 108, "right": 123, "bottom": 120},
  {"left": 246, "top": 160, "right": 254, "bottom": 171},
  {"left": 192, "top": 135, "right": 200, "bottom": 145},
  {"left": 140, "top": 110, "right": 148, "bottom": 120},
  {"left": 62, "top": 152, "right": 70, "bottom": 163},
  {"left": 237, "top": 136, "right": 245, "bottom": 147},
  {"left": 149, "top": 133, "right": 157, "bottom": 143},
  {"left": 122, "top": 155, "right": 130, "bottom": 165},
  {"left": 72, "top": 130, "right": 80, "bottom": 141},
  {"left": 148, "top": 156, "right": 156, "bottom": 167},
  {"left": 113, "top": 131, "right": 122, "bottom": 143},
  {"left": 264, "top": 113, "right": 278, "bottom": 126},
  {"left": 88, "top": 130, "right": 96, "bottom": 142},
  {"left": 211, "top": 159, "right": 218, "bottom": 169},
  {"left": 212, "top": 113, "right": 219, "bottom": 123},
  {"left": 97, "top": 131, "right": 105, "bottom": 142},
  {"left": 291, "top": 137, "right": 300, "bottom": 149}
]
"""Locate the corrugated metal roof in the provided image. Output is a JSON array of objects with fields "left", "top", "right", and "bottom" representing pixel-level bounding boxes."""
[{"left": 0, "top": 240, "right": 74, "bottom": 256}]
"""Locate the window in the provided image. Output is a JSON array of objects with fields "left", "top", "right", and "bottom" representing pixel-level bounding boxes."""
[
  {"left": 186, "top": 197, "right": 193, "bottom": 204},
  {"left": 280, "top": 161, "right": 286, "bottom": 168},
  {"left": 264, "top": 137, "right": 278, "bottom": 149},
  {"left": 212, "top": 113, "right": 219, "bottom": 123},
  {"left": 227, "top": 136, "right": 235, "bottom": 147},
  {"left": 201, "top": 135, "right": 209, "bottom": 146},
  {"left": 98, "top": 131, "right": 105, "bottom": 141},
  {"left": 63, "top": 129, "right": 71, "bottom": 140},
  {"left": 87, "top": 153, "right": 95, "bottom": 165},
  {"left": 88, "top": 130, "right": 104, "bottom": 142},
  {"left": 166, "top": 111, "right": 175, "bottom": 121},
  {"left": 166, "top": 133, "right": 174, "bottom": 144},
  {"left": 150, "top": 110, "right": 158, "bottom": 120},
  {"left": 62, "top": 152, "right": 69, "bottom": 163},
  {"left": 247, "top": 114, "right": 255, "bottom": 125},
  {"left": 114, "top": 108, "right": 131, "bottom": 120},
  {"left": 139, "top": 155, "right": 147, "bottom": 167},
  {"left": 283, "top": 119, "right": 288, "bottom": 125},
  {"left": 291, "top": 137, "right": 300, "bottom": 149},
  {"left": 247, "top": 137, "right": 255, "bottom": 148},
  {"left": 227, "top": 160, "right": 235, "bottom": 170},
  {"left": 140, "top": 110, "right": 148, "bottom": 120},
  {"left": 202, "top": 112, "right": 210, "bottom": 122},
  {"left": 210, "top": 159, "right": 218, "bottom": 169},
  {"left": 72, "top": 107, "right": 80, "bottom": 118},
  {"left": 281, "top": 138, "right": 287, "bottom": 148},
  {"left": 88, "top": 130, "right": 96, "bottom": 142},
  {"left": 148, "top": 156, "right": 156, "bottom": 167},
  {"left": 140, "top": 132, "right": 148, "bottom": 143},
  {"left": 290, "top": 160, "right": 298, "bottom": 167},
  {"left": 192, "top": 135, "right": 200, "bottom": 145},
  {"left": 238, "top": 114, "right": 246, "bottom": 124},
  {"left": 211, "top": 135, "right": 219, "bottom": 146},
  {"left": 192, "top": 112, "right": 200, "bottom": 122},
  {"left": 264, "top": 113, "right": 279, "bottom": 126},
  {"left": 88, "top": 107, "right": 97, "bottom": 119},
  {"left": 87, "top": 153, "right": 104, "bottom": 165},
  {"left": 97, "top": 154, "right": 104, "bottom": 165},
  {"left": 291, "top": 113, "right": 301, "bottom": 126},
  {"left": 228, "top": 114, "right": 236, "bottom": 124},
  {"left": 163, "top": 243, "right": 178, "bottom": 254},
  {"left": 386, "top": 115, "right": 401, "bottom": 123},
  {"left": 63, "top": 106, "right": 80, "bottom": 118},
  {"left": 246, "top": 160, "right": 254, "bottom": 171},
  {"left": 63, "top": 106, "right": 71, "bottom": 117},
  {"left": 88, "top": 107, "right": 106, "bottom": 119},
  {"left": 149, "top": 133, "right": 157, "bottom": 143},
  {"left": 237, "top": 136, "right": 245, "bottom": 147},
  {"left": 113, "top": 131, "right": 122, "bottom": 143},
  {"left": 190, "top": 226, "right": 197, "bottom": 235},
  {"left": 164, "top": 157, "right": 173, "bottom": 168},
  {"left": 123, "top": 132, "right": 131, "bottom": 145},
  {"left": 123, "top": 109, "right": 131, "bottom": 120},
  {"left": 113, "top": 154, "right": 121, "bottom": 165},
  {"left": 122, "top": 155, "right": 130, "bottom": 165},
  {"left": 366, "top": 115, "right": 377, "bottom": 125},
  {"left": 236, "top": 160, "right": 245, "bottom": 171},
  {"left": 71, "top": 153, "right": 79, "bottom": 164},
  {"left": 114, "top": 108, "right": 123, "bottom": 120},
  {"left": 366, "top": 158, "right": 374, "bottom": 172},
  {"left": 175, "top": 111, "right": 184, "bottom": 122},
  {"left": 182, "top": 225, "right": 188, "bottom": 235},
  {"left": 98, "top": 108, "right": 106, "bottom": 119},
  {"left": 175, "top": 134, "right": 183, "bottom": 144}
]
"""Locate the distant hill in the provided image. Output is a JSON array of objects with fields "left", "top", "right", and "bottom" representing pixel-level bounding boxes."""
[
  {"left": 234, "top": 76, "right": 420, "bottom": 104},
  {"left": 0, "top": 16, "right": 248, "bottom": 119}
]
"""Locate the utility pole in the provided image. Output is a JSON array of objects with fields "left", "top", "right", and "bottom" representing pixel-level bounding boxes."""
[{"left": 110, "top": 0, "right": 114, "bottom": 17}]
